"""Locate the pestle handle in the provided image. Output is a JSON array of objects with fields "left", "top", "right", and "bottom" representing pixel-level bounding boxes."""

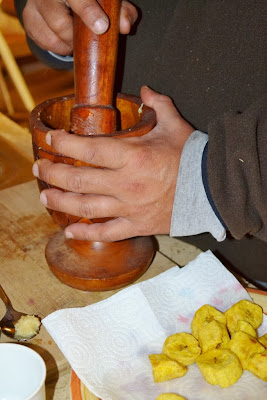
[{"left": 71, "top": 0, "right": 121, "bottom": 135}]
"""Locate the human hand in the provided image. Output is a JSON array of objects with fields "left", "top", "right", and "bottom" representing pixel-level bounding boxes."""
[
  {"left": 32, "top": 86, "right": 194, "bottom": 242},
  {"left": 23, "top": 0, "right": 138, "bottom": 55}
]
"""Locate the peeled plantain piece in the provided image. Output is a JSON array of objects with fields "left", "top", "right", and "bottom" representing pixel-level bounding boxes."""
[
  {"left": 163, "top": 332, "right": 201, "bottom": 366},
  {"left": 198, "top": 320, "right": 230, "bottom": 353},
  {"left": 229, "top": 330, "right": 265, "bottom": 370},
  {"left": 191, "top": 304, "right": 226, "bottom": 339},
  {"left": 258, "top": 333, "right": 267, "bottom": 348},
  {"left": 155, "top": 394, "right": 187, "bottom": 400},
  {"left": 149, "top": 354, "right": 187, "bottom": 383},
  {"left": 196, "top": 348, "right": 243, "bottom": 388},
  {"left": 225, "top": 299, "right": 263, "bottom": 335},
  {"left": 247, "top": 350, "right": 267, "bottom": 382},
  {"left": 235, "top": 320, "right": 257, "bottom": 338}
]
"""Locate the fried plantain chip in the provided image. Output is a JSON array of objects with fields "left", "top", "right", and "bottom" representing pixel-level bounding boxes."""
[
  {"left": 191, "top": 304, "right": 226, "bottom": 340},
  {"left": 258, "top": 334, "right": 267, "bottom": 348},
  {"left": 235, "top": 320, "right": 257, "bottom": 338},
  {"left": 247, "top": 350, "right": 267, "bottom": 382},
  {"left": 149, "top": 354, "right": 187, "bottom": 383},
  {"left": 198, "top": 320, "right": 230, "bottom": 352},
  {"left": 155, "top": 394, "right": 187, "bottom": 400},
  {"left": 229, "top": 330, "right": 265, "bottom": 370},
  {"left": 225, "top": 300, "right": 263, "bottom": 335},
  {"left": 196, "top": 348, "right": 242, "bottom": 388},
  {"left": 163, "top": 332, "right": 201, "bottom": 365}
]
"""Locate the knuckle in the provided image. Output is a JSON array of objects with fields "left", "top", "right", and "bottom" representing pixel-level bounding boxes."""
[
  {"left": 46, "top": 34, "right": 70, "bottom": 53},
  {"left": 157, "top": 93, "right": 173, "bottom": 105},
  {"left": 68, "top": 173, "right": 84, "bottom": 192},
  {"left": 78, "top": 201, "right": 93, "bottom": 219},
  {"left": 53, "top": 134, "right": 67, "bottom": 154},
  {"left": 99, "top": 229, "right": 114, "bottom": 242},
  {"left": 77, "top": 1, "right": 99, "bottom": 18},
  {"left": 51, "top": 192, "right": 64, "bottom": 210},
  {"left": 84, "top": 148, "right": 98, "bottom": 165},
  {"left": 23, "top": 17, "right": 38, "bottom": 42},
  {"left": 22, "top": 2, "right": 36, "bottom": 21},
  {"left": 23, "top": 6, "right": 71, "bottom": 54},
  {"left": 30, "top": 32, "right": 64, "bottom": 52},
  {"left": 122, "top": 1, "right": 138, "bottom": 21},
  {"left": 38, "top": 161, "right": 51, "bottom": 181},
  {"left": 22, "top": 6, "right": 31, "bottom": 27},
  {"left": 50, "top": 15, "right": 68, "bottom": 33}
]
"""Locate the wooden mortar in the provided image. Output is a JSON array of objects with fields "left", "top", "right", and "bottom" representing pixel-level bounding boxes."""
[{"left": 30, "top": 0, "right": 156, "bottom": 291}]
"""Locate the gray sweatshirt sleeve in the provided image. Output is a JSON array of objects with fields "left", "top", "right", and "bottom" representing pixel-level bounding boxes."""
[{"left": 170, "top": 130, "right": 226, "bottom": 241}]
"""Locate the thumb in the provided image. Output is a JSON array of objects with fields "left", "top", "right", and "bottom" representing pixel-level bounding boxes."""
[
  {"left": 140, "top": 85, "right": 181, "bottom": 123},
  {"left": 141, "top": 85, "right": 194, "bottom": 138}
]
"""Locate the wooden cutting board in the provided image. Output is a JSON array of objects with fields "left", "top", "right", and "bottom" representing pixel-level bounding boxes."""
[{"left": 0, "top": 179, "right": 177, "bottom": 383}]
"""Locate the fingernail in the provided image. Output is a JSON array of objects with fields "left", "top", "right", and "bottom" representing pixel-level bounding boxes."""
[
  {"left": 65, "top": 230, "right": 74, "bottom": 239},
  {"left": 46, "top": 132, "right": 52, "bottom": 146},
  {"left": 94, "top": 17, "right": 109, "bottom": 34},
  {"left": 40, "top": 191, "right": 47, "bottom": 206},
  {"left": 32, "top": 163, "right": 39, "bottom": 178}
]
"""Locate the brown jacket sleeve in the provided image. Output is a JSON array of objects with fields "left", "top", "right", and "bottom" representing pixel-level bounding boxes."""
[{"left": 207, "top": 97, "right": 267, "bottom": 241}]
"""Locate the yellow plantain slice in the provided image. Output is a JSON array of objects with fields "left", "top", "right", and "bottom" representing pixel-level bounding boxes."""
[
  {"left": 198, "top": 320, "right": 230, "bottom": 353},
  {"left": 258, "top": 333, "right": 267, "bottom": 348},
  {"left": 163, "top": 332, "right": 201, "bottom": 365},
  {"left": 191, "top": 304, "right": 226, "bottom": 340},
  {"left": 155, "top": 394, "right": 187, "bottom": 400},
  {"left": 229, "top": 331, "right": 265, "bottom": 370},
  {"left": 235, "top": 320, "right": 257, "bottom": 338},
  {"left": 196, "top": 348, "right": 243, "bottom": 388},
  {"left": 225, "top": 300, "right": 263, "bottom": 335},
  {"left": 149, "top": 354, "right": 187, "bottom": 383},
  {"left": 247, "top": 350, "right": 267, "bottom": 382}
]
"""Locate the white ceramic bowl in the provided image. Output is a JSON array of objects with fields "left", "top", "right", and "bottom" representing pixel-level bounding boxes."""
[{"left": 0, "top": 343, "right": 46, "bottom": 400}]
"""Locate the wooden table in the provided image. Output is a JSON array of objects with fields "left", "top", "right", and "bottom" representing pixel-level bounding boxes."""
[
  {"left": 1, "top": 179, "right": 266, "bottom": 399},
  {"left": 0, "top": 178, "right": 205, "bottom": 398}
]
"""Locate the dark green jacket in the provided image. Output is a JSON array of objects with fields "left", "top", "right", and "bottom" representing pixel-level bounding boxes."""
[{"left": 15, "top": 0, "right": 267, "bottom": 243}]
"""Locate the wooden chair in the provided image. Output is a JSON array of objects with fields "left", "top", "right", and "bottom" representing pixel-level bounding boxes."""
[{"left": 0, "top": 0, "right": 35, "bottom": 114}]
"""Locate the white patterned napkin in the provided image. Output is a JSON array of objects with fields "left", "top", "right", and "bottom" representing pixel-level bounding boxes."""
[{"left": 43, "top": 251, "right": 267, "bottom": 400}]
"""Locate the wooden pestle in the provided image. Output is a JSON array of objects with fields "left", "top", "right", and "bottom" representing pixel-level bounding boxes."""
[{"left": 70, "top": 0, "right": 121, "bottom": 135}]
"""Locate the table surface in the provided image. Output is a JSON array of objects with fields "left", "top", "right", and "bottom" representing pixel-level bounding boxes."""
[
  {"left": 0, "top": 178, "right": 205, "bottom": 399},
  {"left": 0, "top": 179, "right": 266, "bottom": 399}
]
